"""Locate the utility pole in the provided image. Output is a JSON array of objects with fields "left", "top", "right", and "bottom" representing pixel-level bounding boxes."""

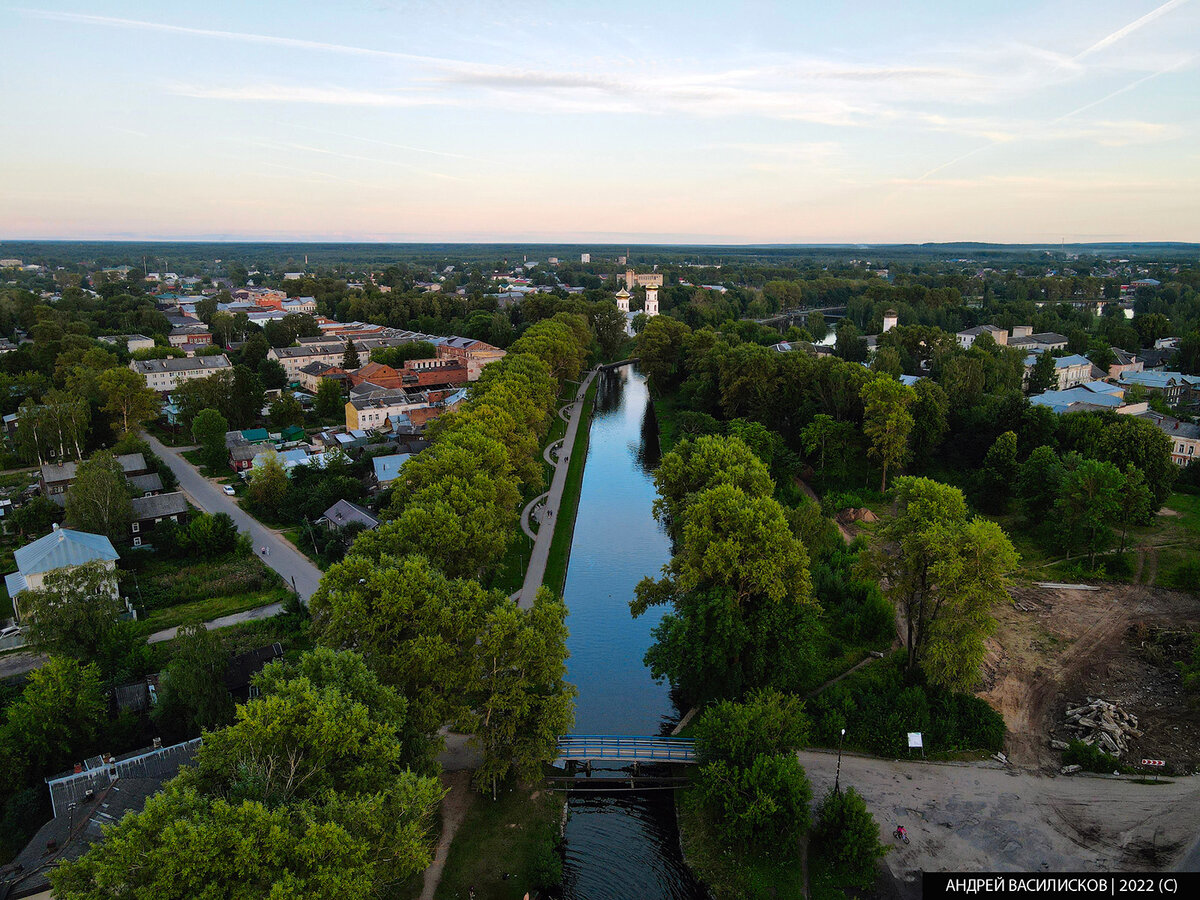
[{"left": 834, "top": 727, "right": 846, "bottom": 795}]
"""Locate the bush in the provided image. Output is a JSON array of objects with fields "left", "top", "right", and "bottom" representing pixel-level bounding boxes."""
[
  {"left": 1062, "top": 739, "right": 1123, "bottom": 774},
  {"left": 694, "top": 689, "right": 811, "bottom": 768},
  {"left": 812, "top": 786, "right": 887, "bottom": 890},
  {"left": 812, "top": 542, "right": 893, "bottom": 648},
  {"left": 1167, "top": 559, "right": 1200, "bottom": 592},
  {"left": 693, "top": 754, "right": 812, "bottom": 855},
  {"left": 808, "top": 655, "right": 1005, "bottom": 756}
]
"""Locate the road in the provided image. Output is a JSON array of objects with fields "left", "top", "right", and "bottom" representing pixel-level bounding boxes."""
[
  {"left": 144, "top": 434, "right": 323, "bottom": 604},
  {"left": 515, "top": 370, "right": 596, "bottom": 609},
  {"left": 797, "top": 750, "right": 1200, "bottom": 895}
]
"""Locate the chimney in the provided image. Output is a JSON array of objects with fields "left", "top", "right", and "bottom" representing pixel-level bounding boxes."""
[{"left": 52, "top": 522, "right": 60, "bottom": 531}]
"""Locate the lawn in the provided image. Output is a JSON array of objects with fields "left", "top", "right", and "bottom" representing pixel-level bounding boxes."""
[
  {"left": 123, "top": 552, "right": 291, "bottom": 632},
  {"left": 542, "top": 377, "right": 597, "bottom": 597},
  {"left": 434, "top": 781, "right": 564, "bottom": 900}
]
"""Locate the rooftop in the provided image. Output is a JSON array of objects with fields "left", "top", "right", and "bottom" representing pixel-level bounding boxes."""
[
  {"left": 131, "top": 355, "right": 231, "bottom": 374},
  {"left": 12, "top": 526, "right": 120, "bottom": 578}
]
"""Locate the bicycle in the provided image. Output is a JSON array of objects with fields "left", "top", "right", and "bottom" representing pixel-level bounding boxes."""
[{"left": 893, "top": 826, "right": 910, "bottom": 844}]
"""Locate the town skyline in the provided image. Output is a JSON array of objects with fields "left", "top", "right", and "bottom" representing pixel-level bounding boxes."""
[{"left": 2, "top": 0, "right": 1198, "bottom": 243}]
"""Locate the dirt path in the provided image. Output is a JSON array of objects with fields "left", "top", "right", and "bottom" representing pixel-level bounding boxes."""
[
  {"left": 420, "top": 770, "right": 475, "bottom": 900},
  {"left": 793, "top": 476, "right": 854, "bottom": 543}
]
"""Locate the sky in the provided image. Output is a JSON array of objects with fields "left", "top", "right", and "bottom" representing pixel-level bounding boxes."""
[{"left": 1, "top": 0, "right": 1198, "bottom": 244}]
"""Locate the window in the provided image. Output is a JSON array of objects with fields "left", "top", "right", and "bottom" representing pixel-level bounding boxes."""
[
  {"left": 131, "top": 522, "right": 139, "bottom": 533},
  {"left": 132, "top": 536, "right": 141, "bottom": 547}
]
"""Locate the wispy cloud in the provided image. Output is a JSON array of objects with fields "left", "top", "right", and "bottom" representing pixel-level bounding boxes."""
[{"left": 170, "top": 83, "right": 447, "bottom": 108}]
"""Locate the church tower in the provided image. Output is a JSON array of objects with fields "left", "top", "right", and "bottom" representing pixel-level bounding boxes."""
[
  {"left": 615, "top": 287, "right": 630, "bottom": 313},
  {"left": 644, "top": 287, "right": 659, "bottom": 317}
]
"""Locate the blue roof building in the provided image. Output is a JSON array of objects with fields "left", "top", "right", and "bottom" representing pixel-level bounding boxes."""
[
  {"left": 5, "top": 526, "right": 120, "bottom": 617},
  {"left": 372, "top": 453, "right": 411, "bottom": 487}
]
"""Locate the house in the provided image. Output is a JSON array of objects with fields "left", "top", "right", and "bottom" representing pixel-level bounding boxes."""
[
  {"left": 40, "top": 453, "right": 150, "bottom": 504},
  {"left": 317, "top": 499, "right": 379, "bottom": 531},
  {"left": 241, "top": 428, "right": 271, "bottom": 444},
  {"left": 229, "top": 442, "right": 259, "bottom": 472},
  {"left": 1009, "top": 331, "right": 1069, "bottom": 354},
  {"left": 0, "top": 739, "right": 201, "bottom": 898},
  {"left": 98, "top": 334, "right": 156, "bottom": 354},
  {"left": 126, "top": 472, "right": 164, "bottom": 496},
  {"left": 1024, "top": 353, "right": 1093, "bottom": 391},
  {"left": 167, "top": 324, "right": 213, "bottom": 352},
  {"left": 1030, "top": 382, "right": 1127, "bottom": 414},
  {"left": 348, "top": 362, "right": 402, "bottom": 390},
  {"left": 297, "top": 361, "right": 347, "bottom": 392},
  {"left": 1138, "top": 347, "right": 1177, "bottom": 371},
  {"left": 1117, "top": 370, "right": 1200, "bottom": 405},
  {"left": 399, "top": 357, "right": 469, "bottom": 389},
  {"left": 346, "top": 390, "right": 429, "bottom": 431},
  {"left": 956, "top": 325, "right": 1008, "bottom": 349},
  {"left": 129, "top": 492, "right": 188, "bottom": 547},
  {"left": 130, "top": 355, "right": 232, "bottom": 392},
  {"left": 433, "top": 337, "right": 506, "bottom": 380},
  {"left": 371, "top": 453, "right": 410, "bottom": 490},
  {"left": 281, "top": 296, "right": 317, "bottom": 314},
  {"left": 280, "top": 424, "right": 306, "bottom": 444},
  {"left": 225, "top": 643, "right": 285, "bottom": 700},
  {"left": 1108, "top": 348, "right": 1144, "bottom": 380},
  {"left": 1136, "top": 410, "right": 1200, "bottom": 467},
  {"left": 4, "top": 526, "right": 120, "bottom": 620}
]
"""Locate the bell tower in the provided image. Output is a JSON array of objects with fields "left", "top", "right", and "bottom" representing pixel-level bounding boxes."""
[{"left": 644, "top": 287, "right": 659, "bottom": 317}]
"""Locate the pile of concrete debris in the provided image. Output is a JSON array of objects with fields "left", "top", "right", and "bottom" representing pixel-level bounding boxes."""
[{"left": 1057, "top": 698, "right": 1142, "bottom": 757}]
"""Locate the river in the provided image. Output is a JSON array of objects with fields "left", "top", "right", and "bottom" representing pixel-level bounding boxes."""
[{"left": 558, "top": 366, "right": 707, "bottom": 900}]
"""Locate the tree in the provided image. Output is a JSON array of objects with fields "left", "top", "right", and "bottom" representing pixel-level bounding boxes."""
[
  {"left": 693, "top": 753, "right": 812, "bottom": 853},
  {"left": 861, "top": 376, "right": 915, "bottom": 492},
  {"left": 978, "top": 430, "right": 1018, "bottom": 513},
  {"left": 97, "top": 366, "right": 161, "bottom": 436},
  {"left": 315, "top": 377, "right": 344, "bottom": 419},
  {"left": 9, "top": 495, "right": 62, "bottom": 539},
  {"left": 910, "top": 378, "right": 949, "bottom": 463},
  {"left": 65, "top": 450, "right": 132, "bottom": 542},
  {"left": 19, "top": 560, "right": 124, "bottom": 661},
  {"left": 590, "top": 301, "right": 628, "bottom": 359},
  {"left": 342, "top": 337, "right": 361, "bottom": 370},
  {"left": 3, "top": 658, "right": 106, "bottom": 780},
  {"left": 192, "top": 407, "right": 229, "bottom": 471},
  {"left": 835, "top": 320, "right": 868, "bottom": 362},
  {"left": 651, "top": 434, "right": 774, "bottom": 541},
  {"left": 801, "top": 413, "right": 857, "bottom": 482},
  {"left": 1115, "top": 464, "right": 1152, "bottom": 553},
  {"left": 246, "top": 451, "right": 289, "bottom": 519},
  {"left": 807, "top": 310, "right": 828, "bottom": 341},
  {"left": 1017, "top": 445, "right": 1065, "bottom": 524},
  {"left": 268, "top": 391, "right": 305, "bottom": 429},
  {"left": 634, "top": 481, "right": 824, "bottom": 702},
  {"left": 1055, "top": 458, "right": 1123, "bottom": 567},
  {"left": 876, "top": 477, "right": 1019, "bottom": 690},
  {"left": 311, "top": 553, "right": 499, "bottom": 734},
  {"left": 693, "top": 690, "right": 811, "bottom": 769},
  {"left": 228, "top": 365, "right": 265, "bottom": 429},
  {"left": 1026, "top": 351, "right": 1058, "bottom": 394},
  {"left": 258, "top": 357, "right": 288, "bottom": 390},
  {"left": 151, "top": 624, "right": 234, "bottom": 739},
  {"left": 812, "top": 787, "right": 887, "bottom": 889},
  {"left": 471, "top": 588, "right": 576, "bottom": 796},
  {"left": 637, "top": 316, "right": 691, "bottom": 395}
]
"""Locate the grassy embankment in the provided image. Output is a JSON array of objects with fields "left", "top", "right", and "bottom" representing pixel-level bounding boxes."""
[
  {"left": 433, "top": 782, "right": 565, "bottom": 900},
  {"left": 542, "top": 376, "right": 598, "bottom": 597}
]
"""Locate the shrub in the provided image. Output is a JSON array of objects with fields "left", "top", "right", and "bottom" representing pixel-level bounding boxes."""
[
  {"left": 694, "top": 689, "right": 811, "bottom": 768},
  {"left": 812, "top": 786, "right": 887, "bottom": 889},
  {"left": 1062, "top": 739, "right": 1123, "bottom": 774},
  {"left": 693, "top": 753, "right": 812, "bottom": 854},
  {"left": 1167, "top": 559, "right": 1200, "bottom": 592}
]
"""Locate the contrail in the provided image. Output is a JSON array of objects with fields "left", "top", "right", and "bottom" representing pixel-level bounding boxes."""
[{"left": 1072, "top": 0, "right": 1192, "bottom": 62}]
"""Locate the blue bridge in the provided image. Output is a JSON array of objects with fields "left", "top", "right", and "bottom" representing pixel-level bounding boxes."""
[{"left": 555, "top": 735, "right": 697, "bottom": 764}]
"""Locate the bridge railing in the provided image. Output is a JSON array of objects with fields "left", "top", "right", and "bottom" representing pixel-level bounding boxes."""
[{"left": 555, "top": 735, "right": 697, "bottom": 763}]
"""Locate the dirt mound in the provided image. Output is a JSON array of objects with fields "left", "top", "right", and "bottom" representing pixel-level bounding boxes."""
[{"left": 837, "top": 507, "right": 878, "bottom": 524}]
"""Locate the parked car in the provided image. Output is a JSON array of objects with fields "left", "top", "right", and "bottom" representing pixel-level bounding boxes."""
[
  {"left": 0, "top": 624, "right": 22, "bottom": 640},
  {"left": 222, "top": 485, "right": 236, "bottom": 496}
]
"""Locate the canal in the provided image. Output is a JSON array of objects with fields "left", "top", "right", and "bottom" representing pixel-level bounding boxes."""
[{"left": 558, "top": 366, "right": 707, "bottom": 900}]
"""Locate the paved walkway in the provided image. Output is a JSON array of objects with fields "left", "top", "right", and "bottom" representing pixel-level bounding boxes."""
[
  {"left": 515, "top": 370, "right": 596, "bottom": 609},
  {"left": 144, "top": 434, "right": 323, "bottom": 604},
  {"left": 147, "top": 601, "right": 286, "bottom": 644}
]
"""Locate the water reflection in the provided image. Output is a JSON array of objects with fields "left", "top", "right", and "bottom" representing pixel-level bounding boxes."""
[{"left": 560, "top": 366, "right": 706, "bottom": 900}]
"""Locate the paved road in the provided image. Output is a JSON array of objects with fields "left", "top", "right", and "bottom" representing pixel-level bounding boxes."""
[
  {"left": 144, "top": 434, "right": 323, "bottom": 604},
  {"left": 515, "top": 370, "right": 596, "bottom": 609},
  {"left": 147, "top": 602, "right": 285, "bottom": 644},
  {"left": 798, "top": 750, "right": 1200, "bottom": 894}
]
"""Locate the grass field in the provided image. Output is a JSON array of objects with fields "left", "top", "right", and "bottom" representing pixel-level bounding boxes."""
[
  {"left": 542, "top": 377, "right": 597, "bottom": 597},
  {"left": 434, "top": 782, "right": 564, "bottom": 900}
]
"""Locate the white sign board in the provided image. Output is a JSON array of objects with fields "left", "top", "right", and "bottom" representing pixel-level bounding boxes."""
[
  {"left": 907, "top": 732, "right": 923, "bottom": 749},
  {"left": 1141, "top": 759, "right": 1166, "bottom": 767}
]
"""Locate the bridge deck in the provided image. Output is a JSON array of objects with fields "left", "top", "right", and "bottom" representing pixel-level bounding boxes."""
[{"left": 555, "top": 735, "right": 697, "bottom": 764}]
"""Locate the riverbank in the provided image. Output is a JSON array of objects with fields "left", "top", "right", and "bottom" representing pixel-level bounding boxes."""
[
  {"left": 543, "top": 376, "right": 598, "bottom": 596},
  {"left": 433, "top": 780, "right": 565, "bottom": 900}
]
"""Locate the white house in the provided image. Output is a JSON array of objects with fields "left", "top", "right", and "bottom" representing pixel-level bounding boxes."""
[{"left": 4, "top": 526, "right": 120, "bottom": 620}]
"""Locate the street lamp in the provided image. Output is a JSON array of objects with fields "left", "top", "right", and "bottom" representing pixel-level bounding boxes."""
[{"left": 834, "top": 727, "right": 846, "bottom": 795}]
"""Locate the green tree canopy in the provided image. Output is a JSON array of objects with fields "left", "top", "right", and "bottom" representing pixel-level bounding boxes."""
[
  {"left": 651, "top": 434, "right": 774, "bottom": 541},
  {"left": 65, "top": 451, "right": 132, "bottom": 542},
  {"left": 861, "top": 376, "right": 916, "bottom": 492},
  {"left": 191, "top": 407, "right": 230, "bottom": 471}
]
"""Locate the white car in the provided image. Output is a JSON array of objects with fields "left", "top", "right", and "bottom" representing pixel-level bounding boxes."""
[
  {"left": 0, "top": 625, "right": 22, "bottom": 640},
  {"left": 222, "top": 485, "right": 236, "bottom": 496}
]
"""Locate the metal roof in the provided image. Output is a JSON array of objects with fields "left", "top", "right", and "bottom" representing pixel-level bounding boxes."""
[
  {"left": 319, "top": 499, "right": 379, "bottom": 530},
  {"left": 130, "top": 492, "right": 188, "bottom": 521},
  {"left": 12, "top": 527, "right": 120, "bottom": 577},
  {"left": 372, "top": 453, "right": 411, "bottom": 484}
]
